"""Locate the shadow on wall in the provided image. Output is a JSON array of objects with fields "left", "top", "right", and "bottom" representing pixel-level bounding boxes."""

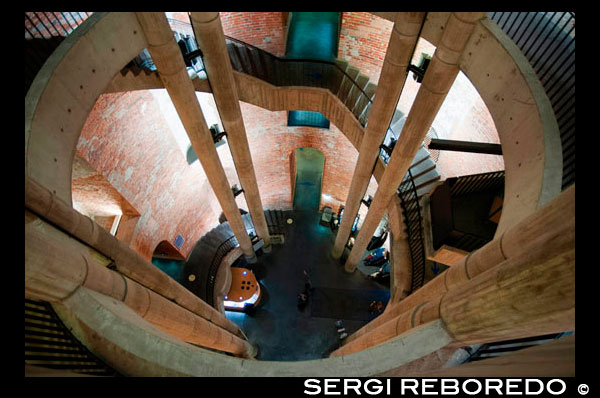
[{"left": 293, "top": 147, "right": 325, "bottom": 212}]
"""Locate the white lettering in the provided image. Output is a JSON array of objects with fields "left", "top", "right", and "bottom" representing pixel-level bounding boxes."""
[
  {"left": 422, "top": 379, "right": 438, "bottom": 395},
  {"left": 485, "top": 379, "right": 504, "bottom": 395},
  {"left": 324, "top": 379, "right": 341, "bottom": 395},
  {"left": 344, "top": 379, "right": 362, "bottom": 395},
  {"left": 441, "top": 379, "right": 459, "bottom": 395},
  {"left": 463, "top": 379, "right": 482, "bottom": 395},
  {"left": 402, "top": 379, "right": 419, "bottom": 395},
  {"left": 525, "top": 379, "right": 544, "bottom": 395},
  {"left": 547, "top": 379, "right": 566, "bottom": 395},
  {"left": 506, "top": 379, "right": 522, "bottom": 395},
  {"left": 364, "top": 379, "right": 383, "bottom": 395},
  {"left": 304, "top": 379, "right": 321, "bottom": 395}
]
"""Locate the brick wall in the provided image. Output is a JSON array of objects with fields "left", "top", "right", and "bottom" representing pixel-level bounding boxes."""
[
  {"left": 76, "top": 89, "right": 371, "bottom": 260},
  {"left": 220, "top": 12, "right": 288, "bottom": 57},
  {"left": 338, "top": 12, "right": 393, "bottom": 85},
  {"left": 234, "top": 101, "right": 372, "bottom": 214},
  {"left": 77, "top": 90, "right": 222, "bottom": 261},
  {"left": 72, "top": 12, "right": 502, "bottom": 262},
  {"left": 25, "top": 12, "right": 90, "bottom": 38}
]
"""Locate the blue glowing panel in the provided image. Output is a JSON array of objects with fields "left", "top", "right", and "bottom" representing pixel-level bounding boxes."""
[{"left": 288, "top": 111, "right": 330, "bottom": 129}]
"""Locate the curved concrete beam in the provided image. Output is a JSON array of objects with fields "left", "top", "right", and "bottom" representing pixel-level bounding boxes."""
[
  {"left": 24, "top": 12, "right": 563, "bottom": 375},
  {"left": 25, "top": 12, "right": 148, "bottom": 204},
  {"left": 54, "top": 287, "right": 453, "bottom": 376}
]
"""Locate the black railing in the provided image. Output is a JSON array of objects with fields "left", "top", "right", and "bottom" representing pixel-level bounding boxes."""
[
  {"left": 165, "top": 18, "right": 392, "bottom": 130},
  {"left": 464, "top": 332, "right": 568, "bottom": 363},
  {"left": 397, "top": 170, "right": 426, "bottom": 292},
  {"left": 25, "top": 298, "right": 120, "bottom": 376},
  {"left": 225, "top": 35, "right": 376, "bottom": 120},
  {"left": 205, "top": 235, "right": 239, "bottom": 306},
  {"left": 488, "top": 12, "right": 575, "bottom": 190},
  {"left": 447, "top": 170, "right": 505, "bottom": 197}
]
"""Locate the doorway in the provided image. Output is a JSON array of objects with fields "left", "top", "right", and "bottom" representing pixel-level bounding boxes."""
[{"left": 292, "top": 147, "right": 325, "bottom": 212}]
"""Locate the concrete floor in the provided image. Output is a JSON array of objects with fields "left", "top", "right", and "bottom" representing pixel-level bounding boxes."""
[{"left": 225, "top": 208, "right": 389, "bottom": 361}]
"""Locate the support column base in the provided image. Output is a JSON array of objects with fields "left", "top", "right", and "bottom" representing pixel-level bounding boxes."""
[
  {"left": 344, "top": 265, "right": 356, "bottom": 274},
  {"left": 244, "top": 343, "right": 259, "bottom": 359}
]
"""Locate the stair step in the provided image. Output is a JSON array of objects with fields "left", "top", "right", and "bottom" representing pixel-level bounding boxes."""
[
  {"left": 228, "top": 42, "right": 244, "bottom": 72},
  {"left": 336, "top": 65, "right": 359, "bottom": 102},
  {"left": 413, "top": 169, "right": 441, "bottom": 190},
  {"left": 409, "top": 157, "right": 436, "bottom": 178},
  {"left": 416, "top": 180, "right": 440, "bottom": 198},
  {"left": 411, "top": 146, "right": 431, "bottom": 167},
  {"left": 353, "top": 81, "right": 376, "bottom": 120},
  {"left": 389, "top": 114, "right": 406, "bottom": 137},
  {"left": 345, "top": 73, "right": 369, "bottom": 110},
  {"left": 247, "top": 48, "right": 265, "bottom": 80},
  {"left": 262, "top": 53, "right": 275, "bottom": 85},
  {"left": 332, "top": 59, "right": 349, "bottom": 92},
  {"left": 391, "top": 109, "right": 405, "bottom": 126}
]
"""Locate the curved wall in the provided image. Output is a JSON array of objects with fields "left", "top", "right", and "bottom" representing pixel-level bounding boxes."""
[
  {"left": 24, "top": 12, "right": 564, "bottom": 376},
  {"left": 77, "top": 90, "right": 222, "bottom": 260}
]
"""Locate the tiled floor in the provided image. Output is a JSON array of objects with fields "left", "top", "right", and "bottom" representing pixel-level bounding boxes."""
[{"left": 225, "top": 208, "right": 389, "bottom": 361}]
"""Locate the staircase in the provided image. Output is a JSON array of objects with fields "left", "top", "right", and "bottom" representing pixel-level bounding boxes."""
[
  {"left": 182, "top": 210, "right": 288, "bottom": 306},
  {"left": 117, "top": 21, "right": 441, "bottom": 193},
  {"left": 264, "top": 209, "right": 286, "bottom": 244},
  {"left": 182, "top": 221, "right": 239, "bottom": 307}
]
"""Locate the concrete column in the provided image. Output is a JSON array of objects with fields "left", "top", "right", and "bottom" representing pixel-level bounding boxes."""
[
  {"left": 341, "top": 184, "right": 574, "bottom": 351},
  {"left": 25, "top": 175, "right": 244, "bottom": 338},
  {"left": 25, "top": 210, "right": 257, "bottom": 358},
  {"left": 190, "top": 12, "right": 271, "bottom": 252},
  {"left": 331, "top": 12, "right": 425, "bottom": 259},
  {"left": 332, "top": 204, "right": 574, "bottom": 356},
  {"left": 135, "top": 12, "right": 256, "bottom": 262},
  {"left": 344, "top": 12, "right": 485, "bottom": 272}
]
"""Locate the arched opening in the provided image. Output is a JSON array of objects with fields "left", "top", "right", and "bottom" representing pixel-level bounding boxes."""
[
  {"left": 292, "top": 147, "right": 325, "bottom": 212},
  {"left": 151, "top": 240, "right": 186, "bottom": 282}
]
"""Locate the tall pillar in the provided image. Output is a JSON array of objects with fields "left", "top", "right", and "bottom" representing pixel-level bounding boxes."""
[
  {"left": 25, "top": 175, "right": 244, "bottom": 338},
  {"left": 344, "top": 184, "right": 574, "bottom": 346},
  {"left": 331, "top": 12, "right": 425, "bottom": 259},
  {"left": 190, "top": 12, "right": 271, "bottom": 251},
  {"left": 25, "top": 210, "right": 257, "bottom": 358},
  {"left": 344, "top": 12, "right": 486, "bottom": 272},
  {"left": 331, "top": 187, "right": 575, "bottom": 357},
  {"left": 135, "top": 12, "right": 256, "bottom": 262}
]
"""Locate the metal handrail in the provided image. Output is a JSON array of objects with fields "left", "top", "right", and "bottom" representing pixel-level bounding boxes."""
[
  {"left": 397, "top": 169, "right": 426, "bottom": 292},
  {"left": 205, "top": 235, "right": 239, "bottom": 306},
  {"left": 166, "top": 17, "right": 381, "bottom": 125},
  {"left": 223, "top": 35, "right": 375, "bottom": 103}
]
